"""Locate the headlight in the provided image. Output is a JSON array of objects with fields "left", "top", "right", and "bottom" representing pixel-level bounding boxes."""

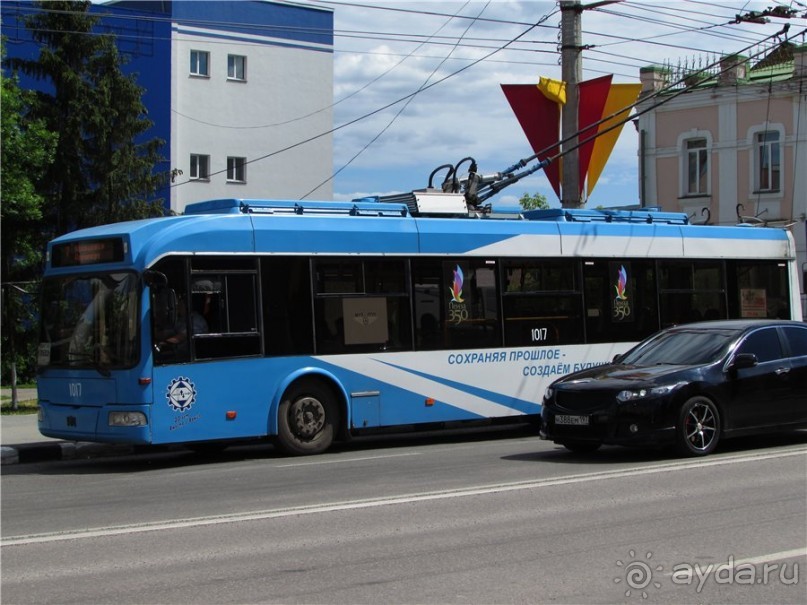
[
  {"left": 617, "top": 383, "right": 685, "bottom": 403},
  {"left": 543, "top": 387, "right": 554, "bottom": 400},
  {"left": 617, "top": 388, "right": 648, "bottom": 402},
  {"left": 108, "top": 411, "right": 147, "bottom": 427}
]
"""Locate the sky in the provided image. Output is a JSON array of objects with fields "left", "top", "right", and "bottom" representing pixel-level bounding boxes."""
[{"left": 303, "top": 0, "right": 806, "bottom": 209}]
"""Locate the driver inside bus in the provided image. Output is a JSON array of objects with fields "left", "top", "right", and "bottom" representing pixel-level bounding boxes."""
[{"left": 156, "top": 294, "right": 209, "bottom": 351}]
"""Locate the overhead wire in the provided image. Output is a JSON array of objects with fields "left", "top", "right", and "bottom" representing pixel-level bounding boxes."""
[
  {"left": 9, "top": 1, "right": 793, "bottom": 66},
  {"left": 7, "top": 1, "right": 802, "bottom": 198},
  {"left": 300, "top": 0, "right": 490, "bottom": 198},
  {"left": 168, "top": 6, "right": 562, "bottom": 190},
  {"left": 10, "top": 3, "right": 788, "bottom": 90},
  {"left": 172, "top": 5, "right": 798, "bottom": 190},
  {"left": 496, "top": 24, "right": 804, "bottom": 193}
]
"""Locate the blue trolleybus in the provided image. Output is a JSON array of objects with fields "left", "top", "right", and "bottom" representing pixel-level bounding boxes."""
[{"left": 36, "top": 191, "right": 802, "bottom": 454}]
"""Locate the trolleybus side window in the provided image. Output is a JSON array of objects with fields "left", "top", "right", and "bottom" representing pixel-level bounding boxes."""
[
  {"left": 190, "top": 257, "right": 261, "bottom": 359},
  {"left": 150, "top": 257, "right": 191, "bottom": 364},
  {"left": 659, "top": 260, "right": 726, "bottom": 327},
  {"left": 150, "top": 256, "right": 261, "bottom": 363},
  {"left": 729, "top": 261, "right": 791, "bottom": 320},
  {"left": 501, "top": 259, "right": 582, "bottom": 346},
  {"left": 412, "top": 258, "right": 501, "bottom": 350},
  {"left": 313, "top": 258, "right": 412, "bottom": 354},
  {"left": 261, "top": 256, "right": 314, "bottom": 356},
  {"left": 583, "top": 260, "right": 659, "bottom": 344}
]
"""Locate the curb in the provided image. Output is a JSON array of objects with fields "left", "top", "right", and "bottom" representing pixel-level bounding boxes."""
[{"left": 1, "top": 442, "right": 136, "bottom": 466}]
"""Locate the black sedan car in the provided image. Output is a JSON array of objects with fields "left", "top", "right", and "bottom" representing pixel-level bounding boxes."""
[{"left": 541, "top": 319, "right": 807, "bottom": 456}]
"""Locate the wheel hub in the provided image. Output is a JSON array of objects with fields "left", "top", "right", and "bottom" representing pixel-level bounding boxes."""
[{"left": 291, "top": 397, "right": 325, "bottom": 439}]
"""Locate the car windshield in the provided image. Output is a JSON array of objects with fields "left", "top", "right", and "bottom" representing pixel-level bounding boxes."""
[
  {"left": 39, "top": 272, "right": 140, "bottom": 371},
  {"left": 620, "top": 329, "right": 737, "bottom": 366}
]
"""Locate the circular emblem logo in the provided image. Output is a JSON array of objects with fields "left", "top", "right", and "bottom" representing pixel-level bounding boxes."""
[{"left": 166, "top": 377, "right": 197, "bottom": 412}]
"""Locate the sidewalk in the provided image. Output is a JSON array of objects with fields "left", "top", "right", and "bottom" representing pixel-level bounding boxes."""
[{"left": 1, "top": 388, "right": 136, "bottom": 465}]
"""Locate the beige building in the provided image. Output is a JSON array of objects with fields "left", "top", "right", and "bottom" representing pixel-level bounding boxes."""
[{"left": 636, "top": 44, "right": 807, "bottom": 316}]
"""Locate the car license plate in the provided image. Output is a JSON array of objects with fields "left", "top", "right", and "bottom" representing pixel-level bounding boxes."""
[{"left": 555, "top": 414, "right": 589, "bottom": 426}]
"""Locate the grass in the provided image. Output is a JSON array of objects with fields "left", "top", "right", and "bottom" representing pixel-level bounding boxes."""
[
  {"left": 1, "top": 384, "right": 38, "bottom": 415},
  {"left": 1, "top": 399, "right": 39, "bottom": 415}
]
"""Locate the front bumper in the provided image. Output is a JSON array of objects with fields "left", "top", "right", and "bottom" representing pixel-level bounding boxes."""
[
  {"left": 38, "top": 401, "right": 152, "bottom": 444},
  {"left": 541, "top": 401, "right": 676, "bottom": 448}
]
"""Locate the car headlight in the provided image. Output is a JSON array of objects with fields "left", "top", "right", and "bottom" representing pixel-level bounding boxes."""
[
  {"left": 617, "top": 383, "right": 685, "bottom": 403},
  {"left": 108, "top": 411, "right": 147, "bottom": 427},
  {"left": 543, "top": 386, "right": 554, "bottom": 400}
]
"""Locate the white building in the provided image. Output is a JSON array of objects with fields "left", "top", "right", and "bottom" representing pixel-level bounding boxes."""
[{"left": 160, "top": 1, "right": 334, "bottom": 213}]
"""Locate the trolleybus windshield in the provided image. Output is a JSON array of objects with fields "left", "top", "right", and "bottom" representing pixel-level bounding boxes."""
[{"left": 38, "top": 272, "right": 140, "bottom": 371}]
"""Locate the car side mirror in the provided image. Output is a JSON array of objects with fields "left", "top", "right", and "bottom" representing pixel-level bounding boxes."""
[
  {"left": 612, "top": 353, "right": 624, "bottom": 363},
  {"left": 731, "top": 353, "right": 758, "bottom": 370}
]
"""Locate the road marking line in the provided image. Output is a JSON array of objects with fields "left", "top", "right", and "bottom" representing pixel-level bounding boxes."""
[
  {"left": 728, "top": 548, "right": 807, "bottom": 566},
  {"left": 274, "top": 452, "right": 420, "bottom": 467},
  {"left": 665, "top": 548, "right": 807, "bottom": 579},
  {"left": 2, "top": 447, "right": 805, "bottom": 547}
]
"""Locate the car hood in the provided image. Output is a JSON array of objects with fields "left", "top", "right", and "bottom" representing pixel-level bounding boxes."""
[{"left": 554, "top": 364, "right": 699, "bottom": 390}]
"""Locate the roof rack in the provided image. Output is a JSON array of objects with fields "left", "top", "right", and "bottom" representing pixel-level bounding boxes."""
[
  {"left": 184, "top": 198, "right": 408, "bottom": 217},
  {"left": 184, "top": 198, "right": 693, "bottom": 225},
  {"left": 523, "top": 208, "right": 690, "bottom": 225}
]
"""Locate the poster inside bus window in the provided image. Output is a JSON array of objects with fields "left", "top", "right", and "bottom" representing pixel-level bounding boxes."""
[
  {"left": 611, "top": 262, "right": 633, "bottom": 323},
  {"left": 342, "top": 297, "right": 388, "bottom": 345},
  {"left": 741, "top": 288, "right": 767, "bottom": 318},
  {"left": 445, "top": 262, "right": 470, "bottom": 325}
]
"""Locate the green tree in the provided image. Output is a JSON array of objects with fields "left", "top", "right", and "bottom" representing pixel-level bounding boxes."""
[
  {"left": 518, "top": 192, "right": 550, "bottom": 211},
  {"left": 7, "top": 0, "right": 165, "bottom": 236},
  {"left": 1, "top": 40, "right": 57, "bottom": 391}
]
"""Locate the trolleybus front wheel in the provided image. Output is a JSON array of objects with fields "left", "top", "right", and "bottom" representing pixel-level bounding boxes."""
[{"left": 277, "top": 381, "right": 338, "bottom": 455}]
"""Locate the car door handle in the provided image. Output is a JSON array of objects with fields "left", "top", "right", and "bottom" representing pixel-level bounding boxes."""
[{"left": 774, "top": 367, "right": 790, "bottom": 375}]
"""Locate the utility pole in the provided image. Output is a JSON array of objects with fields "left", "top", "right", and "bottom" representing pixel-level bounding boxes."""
[
  {"left": 560, "top": 0, "right": 582, "bottom": 209},
  {"left": 559, "top": 1, "right": 624, "bottom": 208}
]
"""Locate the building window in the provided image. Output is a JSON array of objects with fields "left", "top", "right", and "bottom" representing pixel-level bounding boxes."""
[
  {"left": 227, "top": 54, "right": 246, "bottom": 81},
  {"left": 755, "top": 131, "right": 780, "bottom": 192},
  {"left": 685, "top": 138, "right": 708, "bottom": 195},
  {"left": 190, "top": 50, "right": 209, "bottom": 77},
  {"left": 227, "top": 157, "right": 246, "bottom": 183},
  {"left": 190, "top": 154, "right": 210, "bottom": 180}
]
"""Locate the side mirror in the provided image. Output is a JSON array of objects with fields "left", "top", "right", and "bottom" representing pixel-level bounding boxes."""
[
  {"left": 612, "top": 353, "right": 624, "bottom": 363},
  {"left": 731, "top": 353, "right": 758, "bottom": 370},
  {"left": 151, "top": 286, "right": 177, "bottom": 330},
  {"left": 143, "top": 269, "right": 167, "bottom": 288}
]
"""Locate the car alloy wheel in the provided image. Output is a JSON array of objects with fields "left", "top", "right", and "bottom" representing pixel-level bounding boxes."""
[{"left": 677, "top": 396, "right": 720, "bottom": 456}]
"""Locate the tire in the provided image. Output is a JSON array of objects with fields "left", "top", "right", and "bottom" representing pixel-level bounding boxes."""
[
  {"left": 277, "top": 381, "right": 338, "bottom": 455},
  {"left": 676, "top": 396, "right": 720, "bottom": 456},
  {"left": 562, "top": 440, "right": 602, "bottom": 453}
]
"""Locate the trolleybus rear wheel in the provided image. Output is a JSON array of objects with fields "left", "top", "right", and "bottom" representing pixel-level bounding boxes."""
[{"left": 277, "top": 381, "right": 338, "bottom": 455}]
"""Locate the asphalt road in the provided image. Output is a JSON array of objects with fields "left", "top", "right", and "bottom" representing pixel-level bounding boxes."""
[{"left": 2, "top": 428, "right": 806, "bottom": 604}]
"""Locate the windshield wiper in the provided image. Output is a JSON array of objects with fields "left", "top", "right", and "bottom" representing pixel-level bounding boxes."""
[{"left": 67, "top": 351, "right": 112, "bottom": 377}]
